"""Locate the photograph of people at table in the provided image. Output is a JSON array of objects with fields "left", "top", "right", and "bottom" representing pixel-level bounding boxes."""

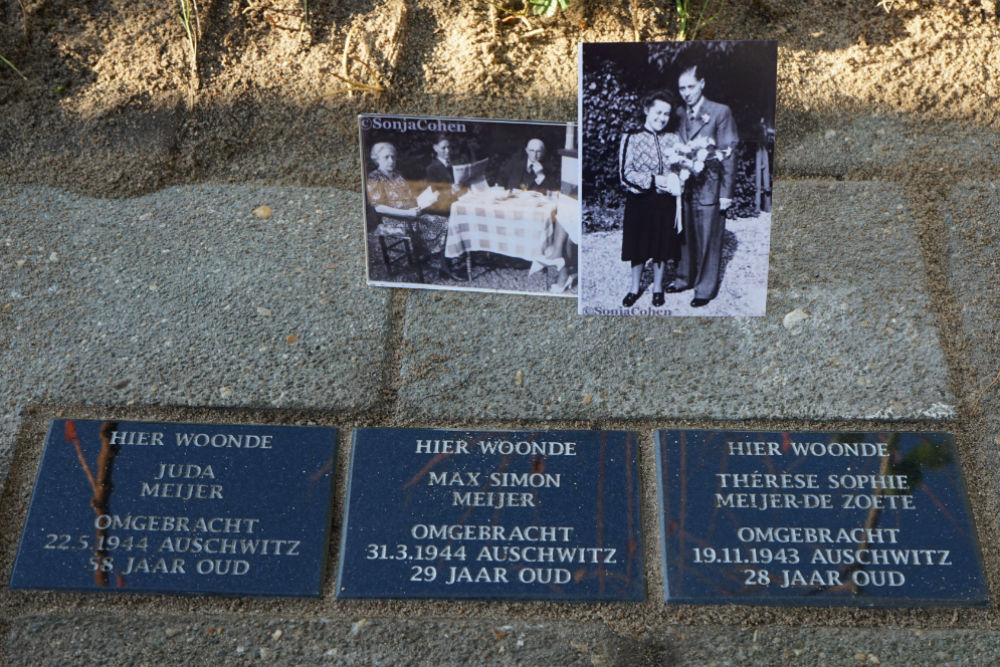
[
  {"left": 359, "top": 115, "right": 579, "bottom": 297},
  {"left": 578, "top": 41, "right": 776, "bottom": 317}
]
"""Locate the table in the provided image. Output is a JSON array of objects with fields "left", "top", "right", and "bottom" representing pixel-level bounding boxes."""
[{"left": 444, "top": 190, "right": 565, "bottom": 279}]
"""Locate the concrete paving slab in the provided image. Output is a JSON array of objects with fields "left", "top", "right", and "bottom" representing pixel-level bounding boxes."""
[
  {"left": 944, "top": 182, "right": 1000, "bottom": 406},
  {"left": 2, "top": 614, "right": 653, "bottom": 667},
  {"left": 396, "top": 181, "right": 954, "bottom": 421},
  {"left": 0, "top": 185, "right": 391, "bottom": 418},
  {"left": 942, "top": 181, "right": 1000, "bottom": 560},
  {"left": 5, "top": 615, "right": 1000, "bottom": 667},
  {"left": 781, "top": 113, "right": 914, "bottom": 176},
  {"left": 780, "top": 115, "right": 1000, "bottom": 178},
  {"left": 0, "top": 409, "right": 21, "bottom": 490}
]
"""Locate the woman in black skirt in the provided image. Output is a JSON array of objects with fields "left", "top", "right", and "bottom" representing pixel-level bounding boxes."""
[{"left": 618, "top": 89, "right": 683, "bottom": 308}]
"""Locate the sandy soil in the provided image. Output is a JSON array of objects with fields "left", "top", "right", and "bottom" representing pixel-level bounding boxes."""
[{"left": 1, "top": 0, "right": 999, "bottom": 198}]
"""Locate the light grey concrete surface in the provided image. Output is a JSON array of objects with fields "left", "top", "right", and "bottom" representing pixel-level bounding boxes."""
[
  {"left": 944, "top": 183, "right": 1000, "bottom": 404},
  {"left": 395, "top": 182, "right": 954, "bottom": 421},
  {"left": 0, "top": 409, "right": 21, "bottom": 491},
  {"left": 780, "top": 114, "right": 1000, "bottom": 178},
  {"left": 6, "top": 615, "right": 1000, "bottom": 667},
  {"left": 942, "top": 182, "right": 1000, "bottom": 567},
  {"left": 0, "top": 185, "right": 391, "bottom": 420},
  {"left": 780, "top": 113, "right": 914, "bottom": 176},
  {"left": 3, "top": 615, "right": 653, "bottom": 666}
]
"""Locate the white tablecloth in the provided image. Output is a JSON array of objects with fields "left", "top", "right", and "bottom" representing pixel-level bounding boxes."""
[{"left": 444, "top": 190, "right": 564, "bottom": 273}]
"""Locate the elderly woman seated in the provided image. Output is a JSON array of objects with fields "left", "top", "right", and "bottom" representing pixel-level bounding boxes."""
[
  {"left": 367, "top": 141, "right": 465, "bottom": 280},
  {"left": 367, "top": 142, "right": 431, "bottom": 234}
]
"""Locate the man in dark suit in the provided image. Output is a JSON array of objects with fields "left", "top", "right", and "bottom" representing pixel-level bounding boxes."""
[
  {"left": 422, "top": 134, "right": 467, "bottom": 280},
  {"left": 499, "top": 138, "right": 558, "bottom": 192},
  {"left": 667, "top": 65, "right": 739, "bottom": 308},
  {"left": 424, "top": 134, "right": 461, "bottom": 216}
]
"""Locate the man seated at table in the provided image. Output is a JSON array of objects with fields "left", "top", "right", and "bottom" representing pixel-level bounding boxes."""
[
  {"left": 424, "top": 134, "right": 465, "bottom": 216},
  {"left": 496, "top": 138, "right": 573, "bottom": 288},
  {"left": 499, "top": 138, "right": 558, "bottom": 193}
]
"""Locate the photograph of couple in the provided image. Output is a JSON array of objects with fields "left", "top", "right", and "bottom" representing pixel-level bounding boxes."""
[
  {"left": 360, "top": 116, "right": 579, "bottom": 297},
  {"left": 578, "top": 41, "right": 777, "bottom": 317}
]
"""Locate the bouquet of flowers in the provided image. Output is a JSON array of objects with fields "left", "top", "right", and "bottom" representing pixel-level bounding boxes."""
[
  {"left": 655, "top": 137, "right": 733, "bottom": 231},
  {"left": 656, "top": 136, "right": 733, "bottom": 197}
]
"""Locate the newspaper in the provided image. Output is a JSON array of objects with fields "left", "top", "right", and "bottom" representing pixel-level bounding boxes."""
[{"left": 452, "top": 158, "right": 489, "bottom": 189}]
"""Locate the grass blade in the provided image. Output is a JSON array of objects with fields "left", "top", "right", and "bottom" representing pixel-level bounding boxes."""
[{"left": 1, "top": 54, "right": 27, "bottom": 80}]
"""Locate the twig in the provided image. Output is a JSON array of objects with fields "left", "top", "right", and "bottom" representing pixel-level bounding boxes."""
[
  {"left": 94, "top": 422, "right": 117, "bottom": 511},
  {"left": 971, "top": 365, "right": 1000, "bottom": 415},
  {"left": 478, "top": 0, "right": 532, "bottom": 27},
  {"left": 91, "top": 422, "right": 120, "bottom": 586},
  {"left": 332, "top": 67, "right": 384, "bottom": 92},
  {"left": 194, "top": 0, "right": 201, "bottom": 42},
  {"left": 629, "top": 0, "right": 641, "bottom": 41},
  {"left": 342, "top": 23, "right": 357, "bottom": 79},
  {"left": 15, "top": 0, "right": 30, "bottom": 37},
  {"left": 354, "top": 54, "right": 389, "bottom": 89},
  {"left": 841, "top": 455, "right": 890, "bottom": 594},
  {"left": 313, "top": 1, "right": 406, "bottom": 102},
  {"left": 65, "top": 422, "right": 99, "bottom": 495},
  {"left": 312, "top": 58, "right": 387, "bottom": 100},
  {"left": 318, "top": 24, "right": 389, "bottom": 99}
]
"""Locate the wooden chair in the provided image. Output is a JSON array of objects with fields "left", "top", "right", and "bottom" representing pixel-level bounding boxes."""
[{"left": 372, "top": 212, "right": 428, "bottom": 283}]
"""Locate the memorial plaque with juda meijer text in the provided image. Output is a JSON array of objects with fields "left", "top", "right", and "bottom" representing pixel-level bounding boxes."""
[
  {"left": 337, "top": 429, "right": 643, "bottom": 600},
  {"left": 10, "top": 420, "right": 337, "bottom": 596},
  {"left": 656, "top": 430, "right": 987, "bottom": 606}
]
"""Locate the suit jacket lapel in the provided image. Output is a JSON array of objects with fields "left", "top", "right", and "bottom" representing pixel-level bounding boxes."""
[
  {"left": 689, "top": 114, "right": 707, "bottom": 139},
  {"left": 685, "top": 100, "right": 711, "bottom": 140}
]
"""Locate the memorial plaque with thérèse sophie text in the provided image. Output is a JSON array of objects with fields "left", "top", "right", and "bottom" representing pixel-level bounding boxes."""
[
  {"left": 10, "top": 420, "right": 337, "bottom": 597},
  {"left": 337, "top": 428, "right": 643, "bottom": 600},
  {"left": 656, "top": 430, "right": 987, "bottom": 606}
]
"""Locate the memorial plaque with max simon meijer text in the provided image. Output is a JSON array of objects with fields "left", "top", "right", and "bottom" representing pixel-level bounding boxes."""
[
  {"left": 10, "top": 420, "right": 337, "bottom": 597},
  {"left": 337, "top": 428, "right": 643, "bottom": 600},
  {"left": 656, "top": 430, "right": 987, "bottom": 606}
]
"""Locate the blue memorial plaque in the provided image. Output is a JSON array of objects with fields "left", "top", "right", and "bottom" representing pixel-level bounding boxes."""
[
  {"left": 656, "top": 430, "right": 987, "bottom": 606},
  {"left": 337, "top": 428, "right": 642, "bottom": 600},
  {"left": 10, "top": 420, "right": 337, "bottom": 597}
]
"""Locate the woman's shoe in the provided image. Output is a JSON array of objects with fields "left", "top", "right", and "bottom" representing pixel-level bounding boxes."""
[
  {"left": 652, "top": 291, "right": 665, "bottom": 307},
  {"left": 549, "top": 274, "right": 577, "bottom": 294},
  {"left": 622, "top": 292, "right": 639, "bottom": 307}
]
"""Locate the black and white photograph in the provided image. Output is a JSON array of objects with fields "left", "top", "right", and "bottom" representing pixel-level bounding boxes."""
[
  {"left": 578, "top": 41, "right": 777, "bottom": 317},
  {"left": 360, "top": 115, "right": 579, "bottom": 297}
]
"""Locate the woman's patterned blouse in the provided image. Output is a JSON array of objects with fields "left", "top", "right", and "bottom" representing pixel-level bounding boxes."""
[
  {"left": 367, "top": 169, "right": 416, "bottom": 209},
  {"left": 618, "top": 129, "right": 681, "bottom": 194}
]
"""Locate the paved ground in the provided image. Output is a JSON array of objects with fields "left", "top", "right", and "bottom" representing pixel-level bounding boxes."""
[{"left": 2, "top": 121, "right": 1000, "bottom": 664}]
